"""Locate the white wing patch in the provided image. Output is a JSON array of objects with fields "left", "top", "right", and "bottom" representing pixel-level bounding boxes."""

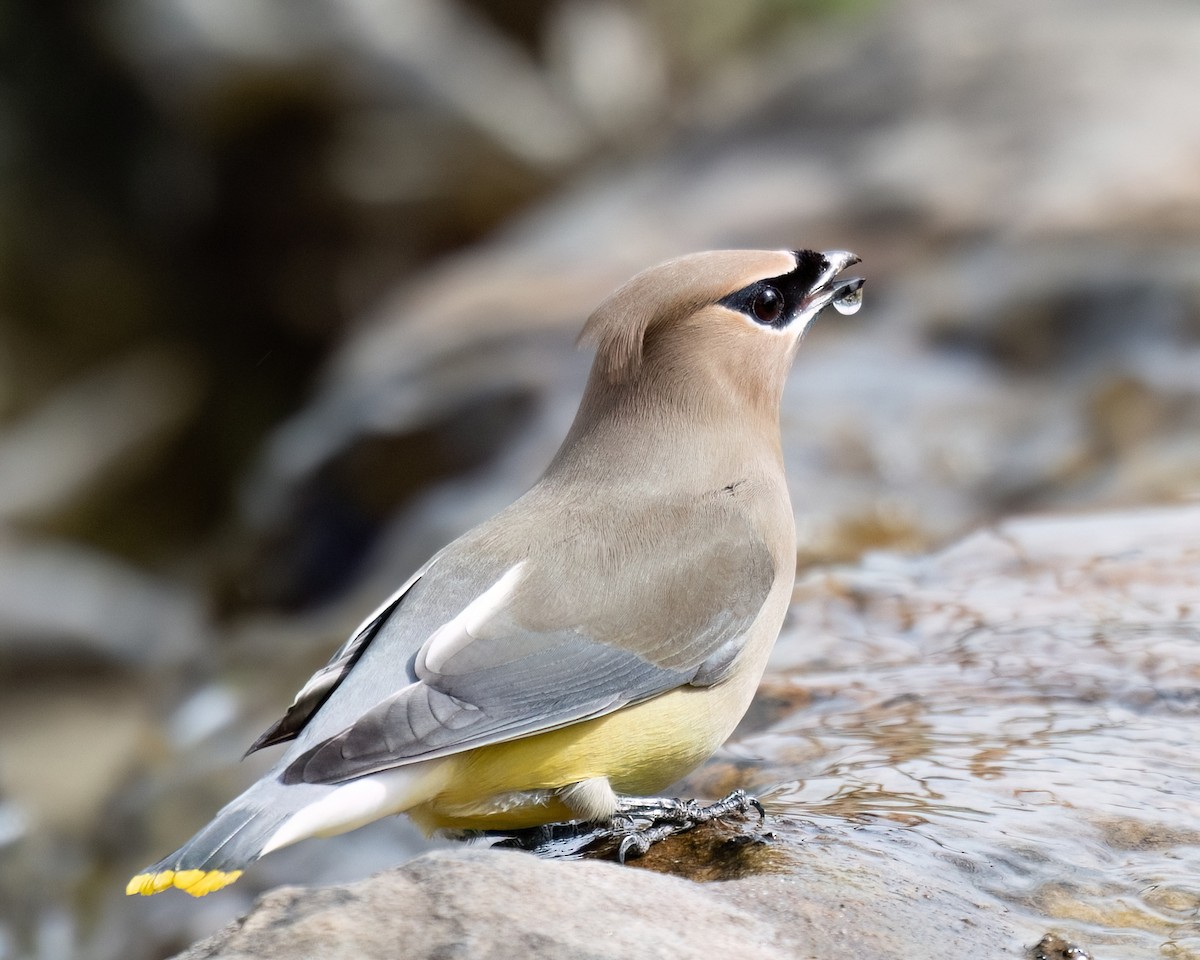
[{"left": 418, "top": 561, "right": 527, "bottom": 675}]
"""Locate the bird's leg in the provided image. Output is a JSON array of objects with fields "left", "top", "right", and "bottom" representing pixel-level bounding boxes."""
[{"left": 611, "top": 795, "right": 704, "bottom": 822}]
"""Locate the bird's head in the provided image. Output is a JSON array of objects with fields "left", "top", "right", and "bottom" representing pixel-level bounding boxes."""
[{"left": 579, "top": 249, "right": 863, "bottom": 419}]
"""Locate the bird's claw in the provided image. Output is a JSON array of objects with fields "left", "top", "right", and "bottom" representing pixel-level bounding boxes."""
[
  {"left": 617, "top": 832, "right": 650, "bottom": 863},
  {"left": 692, "top": 788, "right": 764, "bottom": 825}
]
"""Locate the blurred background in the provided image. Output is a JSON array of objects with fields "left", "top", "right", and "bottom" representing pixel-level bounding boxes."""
[{"left": 1, "top": 0, "right": 1198, "bottom": 957}]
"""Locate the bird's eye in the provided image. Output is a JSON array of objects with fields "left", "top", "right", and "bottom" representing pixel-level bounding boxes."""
[{"left": 751, "top": 285, "right": 784, "bottom": 325}]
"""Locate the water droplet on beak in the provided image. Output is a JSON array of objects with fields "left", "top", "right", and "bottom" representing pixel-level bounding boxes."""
[{"left": 832, "top": 281, "right": 864, "bottom": 316}]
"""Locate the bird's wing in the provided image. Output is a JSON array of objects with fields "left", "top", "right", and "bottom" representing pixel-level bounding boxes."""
[
  {"left": 245, "top": 567, "right": 428, "bottom": 754},
  {"left": 279, "top": 494, "right": 778, "bottom": 785}
]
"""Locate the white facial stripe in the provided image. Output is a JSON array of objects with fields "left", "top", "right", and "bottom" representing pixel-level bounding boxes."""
[
  {"left": 420, "top": 561, "right": 527, "bottom": 674},
  {"left": 729, "top": 308, "right": 819, "bottom": 337}
]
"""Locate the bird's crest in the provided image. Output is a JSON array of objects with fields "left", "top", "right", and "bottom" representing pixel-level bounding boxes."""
[{"left": 579, "top": 250, "right": 797, "bottom": 381}]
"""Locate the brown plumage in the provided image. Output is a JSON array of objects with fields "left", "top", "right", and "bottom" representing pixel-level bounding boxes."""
[{"left": 128, "top": 248, "right": 863, "bottom": 897}]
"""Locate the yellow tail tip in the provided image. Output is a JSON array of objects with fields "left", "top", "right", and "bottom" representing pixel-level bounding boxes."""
[{"left": 126, "top": 868, "right": 243, "bottom": 897}]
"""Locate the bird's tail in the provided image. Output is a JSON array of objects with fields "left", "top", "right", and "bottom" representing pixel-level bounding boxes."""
[
  {"left": 127, "top": 765, "right": 433, "bottom": 897},
  {"left": 126, "top": 779, "right": 295, "bottom": 897}
]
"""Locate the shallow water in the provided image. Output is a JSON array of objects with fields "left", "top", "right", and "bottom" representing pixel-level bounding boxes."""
[{"left": 721, "top": 509, "right": 1200, "bottom": 957}]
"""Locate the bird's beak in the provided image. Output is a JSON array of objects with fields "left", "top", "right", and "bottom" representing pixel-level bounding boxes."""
[{"left": 802, "top": 250, "right": 865, "bottom": 317}]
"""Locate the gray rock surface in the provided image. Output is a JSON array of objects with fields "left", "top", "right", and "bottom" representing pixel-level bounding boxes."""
[{"left": 171, "top": 844, "right": 1019, "bottom": 960}]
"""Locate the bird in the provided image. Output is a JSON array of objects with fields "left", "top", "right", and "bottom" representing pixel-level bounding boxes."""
[{"left": 128, "top": 248, "right": 864, "bottom": 897}]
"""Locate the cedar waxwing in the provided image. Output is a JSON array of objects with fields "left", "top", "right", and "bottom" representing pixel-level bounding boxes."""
[{"left": 128, "top": 248, "right": 864, "bottom": 897}]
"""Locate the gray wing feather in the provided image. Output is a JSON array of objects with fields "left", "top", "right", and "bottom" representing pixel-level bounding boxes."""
[
  {"left": 277, "top": 490, "right": 778, "bottom": 785},
  {"left": 284, "top": 631, "right": 687, "bottom": 783}
]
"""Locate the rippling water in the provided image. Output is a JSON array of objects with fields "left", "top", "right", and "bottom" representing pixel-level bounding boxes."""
[{"left": 721, "top": 511, "right": 1200, "bottom": 958}]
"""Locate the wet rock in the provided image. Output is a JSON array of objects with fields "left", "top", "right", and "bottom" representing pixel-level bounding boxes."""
[
  {"left": 1032, "top": 932, "right": 1095, "bottom": 960},
  {"left": 745, "top": 503, "right": 1200, "bottom": 958}
]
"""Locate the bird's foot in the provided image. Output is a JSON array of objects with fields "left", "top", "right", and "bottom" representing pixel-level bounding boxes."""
[
  {"left": 477, "top": 790, "right": 764, "bottom": 861},
  {"left": 611, "top": 789, "right": 765, "bottom": 862}
]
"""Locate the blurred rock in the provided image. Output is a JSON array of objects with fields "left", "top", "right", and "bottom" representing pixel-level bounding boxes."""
[
  {"left": 233, "top": 0, "right": 1200, "bottom": 610},
  {"left": 545, "top": 0, "right": 670, "bottom": 144},
  {"left": 0, "top": 673, "right": 150, "bottom": 834},
  {"left": 0, "top": 799, "right": 29, "bottom": 850},
  {"left": 332, "top": 0, "right": 589, "bottom": 168},
  {"left": 0, "top": 532, "right": 205, "bottom": 664},
  {"left": 0, "top": 349, "right": 200, "bottom": 524}
]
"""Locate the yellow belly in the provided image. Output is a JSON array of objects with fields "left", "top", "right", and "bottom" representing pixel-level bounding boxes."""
[{"left": 407, "top": 669, "right": 759, "bottom": 832}]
